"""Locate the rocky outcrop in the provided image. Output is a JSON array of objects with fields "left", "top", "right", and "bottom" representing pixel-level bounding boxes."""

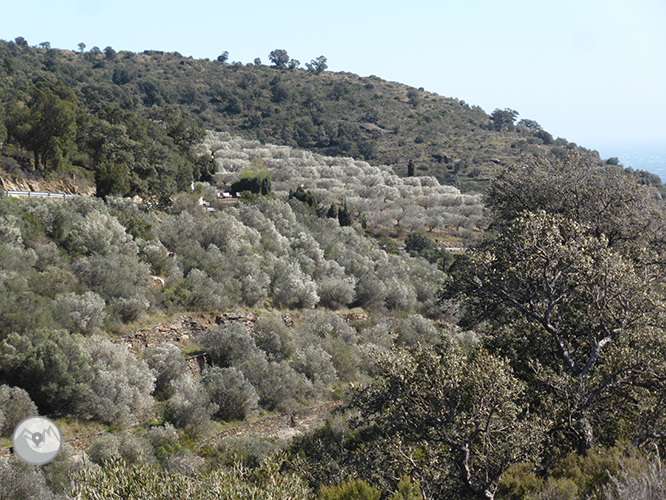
[{"left": 0, "top": 176, "right": 96, "bottom": 196}]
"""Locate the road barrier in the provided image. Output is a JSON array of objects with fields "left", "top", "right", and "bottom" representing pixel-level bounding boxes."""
[{"left": 3, "top": 190, "right": 76, "bottom": 200}]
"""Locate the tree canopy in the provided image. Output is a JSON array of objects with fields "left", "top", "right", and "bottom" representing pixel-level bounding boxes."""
[{"left": 444, "top": 152, "right": 666, "bottom": 456}]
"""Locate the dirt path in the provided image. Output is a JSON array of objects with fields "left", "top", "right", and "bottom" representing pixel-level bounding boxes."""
[{"left": 198, "top": 401, "right": 341, "bottom": 450}]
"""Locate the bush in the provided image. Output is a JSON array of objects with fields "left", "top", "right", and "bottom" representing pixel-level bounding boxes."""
[
  {"left": 603, "top": 460, "right": 666, "bottom": 500},
  {"left": 198, "top": 324, "right": 258, "bottom": 368},
  {"left": 72, "top": 254, "right": 150, "bottom": 304},
  {"left": 0, "top": 456, "right": 55, "bottom": 500},
  {"left": 42, "top": 443, "right": 82, "bottom": 494},
  {"left": 254, "top": 312, "right": 294, "bottom": 361},
  {"left": 165, "top": 374, "right": 218, "bottom": 436},
  {"left": 144, "top": 423, "right": 182, "bottom": 467},
  {"left": 273, "top": 262, "right": 320, "bottom": 309},
  {"left": 182, "top": 269, "right": 232, "bottom": 311},
  {"left": 390, "top": 476, "right": 423, "bottom": 500},
  {"left": 215, "top": 436, "right": 284, "bottom": 468},
  {"left": 0, "top": 384, "right": 38, "bottom": 437},
  {"left": 88, "top": 433, "right": 154, "bottom": 465},
  {"left": 68, "top": 454, "right": 309, "bottom": 500},
  {"left": 144, "top": 343, "right": 189, "bottom": 399},
  {"left": 87, "top": 434, "right": 121, "bottom": 464},
  {"left": 0, "top": 331, "right": 93, "bottom": 416},
  {"left": 85, "top": 336, "right": 155, "bottom": 427},
  {"left": 52, "top": 291, "right": 107, "bottom": 333},
  {"left": 248, "top": 359, "right": 314, "bottom": 412},
  {"left": 318, "top": 478, "right": 381, "bottom": 500},
  {"left": 202, "top": 366, "right": 259, "bottom": 422},
  {"left": 290, "top": 345, "right": 338, "bottom": 389}
]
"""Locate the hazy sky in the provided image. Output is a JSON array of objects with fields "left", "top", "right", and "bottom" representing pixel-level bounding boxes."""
[{"left": 2, "top": 0, "right": 664, "bottom": 159}]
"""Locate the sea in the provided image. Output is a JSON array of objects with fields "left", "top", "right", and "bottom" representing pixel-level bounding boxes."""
[{"left": 593, "top": 143, "right": 666, "bottom": 182}]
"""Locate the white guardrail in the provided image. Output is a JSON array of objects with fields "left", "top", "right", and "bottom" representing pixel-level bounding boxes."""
[{"left": 3, "top": 190, "right": 76, "bottom": 200}]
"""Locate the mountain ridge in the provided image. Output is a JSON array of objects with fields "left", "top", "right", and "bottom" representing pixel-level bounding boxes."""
[{"left": 3, "top": 39, "right": 657, "bottom": 197}]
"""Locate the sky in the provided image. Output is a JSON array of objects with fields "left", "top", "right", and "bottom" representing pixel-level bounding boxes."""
[{"left": 1, "top": 0, "right": 665, "bottom": 163}]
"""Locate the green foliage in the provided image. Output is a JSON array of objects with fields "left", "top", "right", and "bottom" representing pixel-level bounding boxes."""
[
  {"left": 0, "top": 456, "right": 55, "bottom": 500},
  {"left": 1, "top": 39, "right": 625, "bottom": 193},
  {"left": 318, "top": 478, "right": 381, "bottom": 500},
  {"left": 390, "top": 476, "right": 423, "bottom": 500},
  {"left": 165, "top": 374, "right": 218, "bottom": 436},
  {"left": 289, "top": 186, "right": 324, "bottom": 215},
  {"left": 448, "top": 153, "right": 666, "bottom": 455},
  {"left": 68, "top": 454, "right": 310, "bottom": 500},
  {"left": 269, "top": 49, "right": 290, "bottom": 68},
  {"left": 337, "top": 204, "right": 352, "bottom": 226},
  {"left": 316, "top": 337, "right": 545, "bottom": 499},
  {"left": 496, "top": 462, "right": 543, "bottom": 500},
  {"left": 145, "top": 343, "right": 189, "bottom": 400},
  {"left": 231, "top": 164, "right": 272, "bottom": 195},
  {"left": 0, "top": 330, "right": 93, "bottom": 416},
  {"left": 0, "top": 384, "right": 38, "bottom": 437},
  {"left": 404, "top": 231, "right": 454, "bottom": 269},
  {"left": 202, "top": 365, "right": 259, "bottom": 421},
  {"left": 7, "top": 80, "right": 79, "bottom": 171},
  {"left": 547, "top": 443, "right": 649, "bottom": 500}
]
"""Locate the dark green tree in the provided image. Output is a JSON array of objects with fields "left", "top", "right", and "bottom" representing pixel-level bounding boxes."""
[
  {"left": 9, "top": 81, "right": 78, "bottom": 171},
  {"left": 104, "top": 46, "right": 117, "bottom": 60},
  {"left": 269, "top": 49, "right": 290, "bottom": 69},
  {"left": 338, "top": 203, "right": 352, "bottom": 226},
  {"left": 490, "top": 108, "right": 518, "bottom": 132},
  {"left": 306, "top": 55, "right": 328, "bottom": 74},
  {"left": 217, "top": 51, "right": 229, "bottom": 63},
  {"left": 407, "top": 159, "right": 415, "bottom": 177},
  {"left": 327, "top": 203, "right": 337, "bottom": 218}
]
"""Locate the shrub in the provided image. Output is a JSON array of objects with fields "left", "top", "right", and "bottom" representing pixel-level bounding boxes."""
[
  {"left": 248, "top": 359, "right": 314, "bottom": 412},
  {"left": 317, "top": 275, "right": 356, "bottom": 309},
  {"left": 68, "top": 454, "right": 310, "bottom": 500},
  {"left": 318, "top": 478, "right": 381, "bottom": 500},
  {"left": 253, "top": 312, "right": 294, "bottom": 361},
  {"left": 165, "top": 374, "right": 217, "bottom": 436},
  {"left": 198, "top": 323, "right": 258, "bottom": 368},
  {"left": 0, "top": 385, "right": 38, "bottom": 437},
  {"left": 87, "top": 433, "right": 154, "bottom": 465},
  {"left": 390, "top": 476, "right": 423, "bottom": 500},
  {"left": 85, "top": 336, "right": 155, "bottom": 427},
  {"left": 60, "top": 209, "right": 137, "bottom": 257},
  {"left": 273, "top": 262, "right": 320, "bottom": 309},
  {"left": 144, "top": 343, "right": 189, "bottom": 399},
  {"left": 87, "top": 434, "right": 121, "bottom": 464},
  {"left": 144, "top": 423, "right": 182, "bottom": 467},
  {"left": 290, "top": 345, "right": 338, "bottom": 389},
  {"left": 0, "top": 456, "right": 55, "bottom": 500},
  {"left": 603, "top": 460, "right": 666, "bottom": 500},
  {"left": 42, "top": 443, "right": 82, "bottom": 494},
  {"left": 52, "top": 291, "right": 107, "bottom": 333},
  {"left": 201, "top": 366, "right": 259, "bottom": 421},
  {"left": 0, "top": 331, "right": 93, "bottom": 416}
]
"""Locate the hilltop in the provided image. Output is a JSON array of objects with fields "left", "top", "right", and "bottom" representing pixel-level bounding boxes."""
[{"left": 2, "top": 38, "right": 660, "bottom": 198}]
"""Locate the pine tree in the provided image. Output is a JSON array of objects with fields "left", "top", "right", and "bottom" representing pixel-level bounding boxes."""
[{"left": 338, "top": 204, "right": 352, "bottom": 226}]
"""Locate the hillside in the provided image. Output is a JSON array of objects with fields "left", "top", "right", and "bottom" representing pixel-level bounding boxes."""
[
  {"left": 2, "top": 38, "right": 659, "bottom": 197},
  {"left": 3, "top": 38, "right": 666, "bottom": 500}
]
